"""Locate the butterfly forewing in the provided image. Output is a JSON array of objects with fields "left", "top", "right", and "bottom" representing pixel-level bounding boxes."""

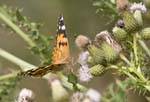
[
  {"left": 52, "top": 15, "right": 70, "bottom": 64},
  {"left": 20, "top": 15, "right": 70, "bottom": 77}
]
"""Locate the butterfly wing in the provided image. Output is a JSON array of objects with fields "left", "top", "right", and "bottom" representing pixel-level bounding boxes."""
[
  {"left": 52, "top": 15, "right": 70, "bottom": 64},
  {"left": 19, "top": 64, "right": 63, "bottom": 77},
  {"left": 19, "top": 15, "right": 70, "bottom": 77}
]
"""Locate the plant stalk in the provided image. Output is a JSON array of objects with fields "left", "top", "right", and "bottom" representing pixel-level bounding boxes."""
[{"left": 138, "top": 40, "right": 150, "bottom": 57}]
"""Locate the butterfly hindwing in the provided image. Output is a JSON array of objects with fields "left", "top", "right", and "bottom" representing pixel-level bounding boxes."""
[
  {"left": 20, "top": 64, "right": 63, "bottom": 77},
  {"left": 19, "top": 15, "right": 70, "bottom": 77}
]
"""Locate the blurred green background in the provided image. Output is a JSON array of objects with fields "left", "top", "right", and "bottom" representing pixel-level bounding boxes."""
[{"left": 0, "top": 0, "right": 149, "bottom": 102}]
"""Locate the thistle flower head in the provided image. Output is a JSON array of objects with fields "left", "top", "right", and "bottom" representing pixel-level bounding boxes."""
[
  {"left": 78, "top": 51, "right": 89, "bottom": 66},
  {"left": 130, "top": 2, "right": 147, "bottom": 13},
  {"left": 96, "top": 31, "right": 122, "bottom": 53},
  {"left": 78, "top": 65, "right": 93, "bottom": 82},
  {"left": 18, "top": 88, "right": 35, "bottom": 102},
  {"left": 95, "top": 30, "right": 113, "bottom": 45},
  {"left": 70, "top": 92, "right": 84, "bottom": 102},
  {"left": 85, "top": 88, "right": 101, "bottom": 102},
  {"left": 116, "top": 19, "right": 125, "bottom": 28},
  {"left": 75, "top": 35, "right": 90, "bottom": 50}
]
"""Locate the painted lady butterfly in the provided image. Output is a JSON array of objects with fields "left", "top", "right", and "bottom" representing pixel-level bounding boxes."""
[{"left": 20, "top": 15, "right": 70, "bottom": 77}]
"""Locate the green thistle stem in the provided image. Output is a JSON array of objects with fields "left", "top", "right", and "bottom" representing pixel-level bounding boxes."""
[
  {"left": 0, "top": 72, "right": 18, "bottom": 81},
  {"left": 136, "top": 33, "right": 150, "bottom": 57},
  {"left": 138, "top": 40, "right": 150, "bottom": 57},
  {"left": 108, "top": 65, "right": 119, "bottom": 69},
  {"left": 0, "top": 10, "right": 36, "bottom": 47},
  {"left": 133, "top": 33, "right": 138, "bottom": 66},
  {"left": 0, "top": 48, "right": 35, "bottom": 70},
  {"left": 0, "top": 48, "right": 87, "bottom": 91},
  {"left": 132, "top": 68, "right": 147, "bottom": 83},
  {"left": 119, "top": 53, "right": 131, "bottom": 66},
  {"left": 144, "top": 85, "right": 150, "bottom": 92},
  {"left": 123, "top": 71, "right": 137, "bottom": 81}
]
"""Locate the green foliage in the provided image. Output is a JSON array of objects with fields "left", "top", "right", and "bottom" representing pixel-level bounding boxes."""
[
  {"left": 92, "top": 0, "right": 119, "bottom": 24},
  {"left": 0, "top": 5, "right": 53, "bottom": 64},
  {"left": 0, "top": 77, "right": 18, "bottom": 102},
  {"left": 67, "top": 73, "right": 79, "bottom": 91},
  {"left": 101, "top": 79, "right": 132, "bottom": 102}
]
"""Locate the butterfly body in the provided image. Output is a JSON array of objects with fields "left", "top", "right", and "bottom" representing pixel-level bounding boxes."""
[{"left": 20, "top": 15, "right": 70, "bottom": 77}]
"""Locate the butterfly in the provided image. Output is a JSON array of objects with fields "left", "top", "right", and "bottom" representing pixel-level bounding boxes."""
[{"left": 20, "top": 15, "right": 70, "bottom": 77}]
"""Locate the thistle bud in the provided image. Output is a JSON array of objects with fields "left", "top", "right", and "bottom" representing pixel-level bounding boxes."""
[
  {"left": 112, "top": 26, "right": 127, "bottom": 41},
  {"left": 130, "top": 2, "right": 147, "bottom": 28},
  {"left": 116, "top": 19, "right": 125, "bottom": 28},
  {"left": 89, "top": 64, "right": 106, "bottom": 76},
  {"left": 101, "top": 42, "right": 119, "bottom": 63},
  {"left": 123, "top": 11, "right": 140, "bottom": 33},
  {"left": 140, "top": 28, "right": 150, "bottom": 40},
  {"left": 87, "top": 45, "right": 104, "bottom": 64},
  {"left": 87, "top": 56, "right": 96, "bottom": 66},
  {"left": 133, "top": 10, "right": 143, "bottom": 27}
]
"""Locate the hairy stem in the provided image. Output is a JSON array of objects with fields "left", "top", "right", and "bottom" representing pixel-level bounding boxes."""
[
  {"left": 0, "top": 48, "right": 35, "bottom": 70},
  {"left": 0, "top": 72, "right": 18, "bottom": 81},
  {"left": 138, "top": 40, "right": 150, "bottom": 57},
  {"left": 133, "top": 33, "right": 138, "bottom": 66},
  {"left": 119, "top": 53, "right": 131, "bottom": 66}
]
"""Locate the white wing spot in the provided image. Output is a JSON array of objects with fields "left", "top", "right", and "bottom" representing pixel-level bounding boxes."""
[
  {"left": 61, "top": 25, "right": 66, "bottom": 30},
  {"left": 60, "top": 17, "right": 64, "bottom": 21},
  {"left": 58, "top": 26, "right": 61, "bottom": 30}
]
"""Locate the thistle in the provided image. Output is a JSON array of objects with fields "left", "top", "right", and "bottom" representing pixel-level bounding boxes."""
[
  {"left": 87, "top": 56, "right": 97, "bottom": 66},
  {"left": 89, "top": 64, "right": 106, "bottom": 76},
  {"left": 122, "top": 11, "right": 140, "bottom": 33},
  {"left": 78, "top": 64, "right": 93, "bottom": 82},
  {"left": 112, "top": 26, "right": 127, "bottom": 41},
  {"left": 85, "top": 88, "right": 101, "bottom": 102},
  {"left": 140, "top": 28, "right": 150, "bottom": 40},
  {"left": 130, "top": 2, "right": 147, "bottom": 27},
  {"left": 101, "top": 42, "right": 119, "bottom": 63},
  {"left": 87, "top": 45, "right": 104, "bottom": 64}
]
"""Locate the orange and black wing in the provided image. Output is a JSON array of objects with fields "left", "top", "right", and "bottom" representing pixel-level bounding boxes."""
[
  {"left": 19, "top": 15, "right": 70, "bottom": 77},
  {"left": 52, "top": 15, "right": 70, "bottom": 64}
]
